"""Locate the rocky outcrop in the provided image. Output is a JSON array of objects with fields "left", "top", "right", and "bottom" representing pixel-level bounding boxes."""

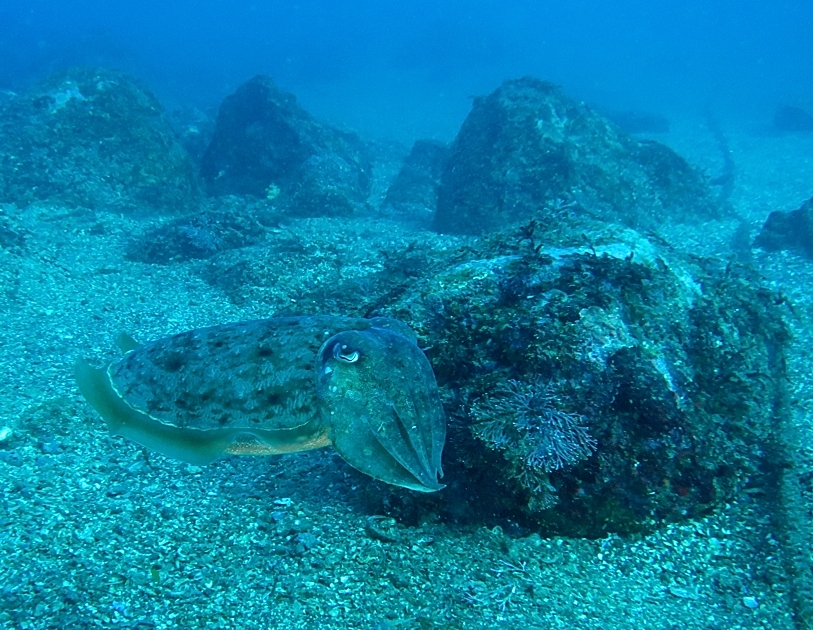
[
  {"left": 432, "top": 77, "right": 722, "bottom": 235},
  {"left": 773, "top": 106, "right": 813, "bottom": 133},
  {"left": 201, "top": 76, "right": 372, "bottom": 217},
  {"left": 383, "top": 225, "right": 787, "bottom": 535},
  {"left": 125, "top": 201, "right": 268, "bottom": 264},
  {"left": 0, "top": 67, "right": 200, "bottom": 212},
  {"left": 384, "top": 139, "right": 448, "bottom": 223},
  {"left": 755, "top": 197, "right": 813, "bottom": 258}
]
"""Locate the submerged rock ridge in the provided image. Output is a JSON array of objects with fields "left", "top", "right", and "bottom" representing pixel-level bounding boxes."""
[
  {"left": 0, "top": 67, "right": 200, "bottom": 212},
  {"left": 432, "top": 76, "right": 723, "bottom": 235},
  {"left": 200, "top": 75, "right": 373, "bottom": 217}
]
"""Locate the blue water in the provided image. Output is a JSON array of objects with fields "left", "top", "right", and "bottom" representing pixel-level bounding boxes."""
[{"left": 3, "top": 0, "right": 811, "bottom": 141}]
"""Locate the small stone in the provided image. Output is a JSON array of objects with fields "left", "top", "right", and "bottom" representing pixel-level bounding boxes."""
[
  {"left": 107, "top": 484, "right": 127, "bottom": 497},
  {"left": 289, "top": 518, "right": 312, "bottom": 534},
  {"left": 60, "top": 586, "right": 80, "bottom": 605},
  {"left": 365, "top": 516, "right": 400, "bottom": 543},
  {"left": 39, "top": 440, "right": 61, "bottom": 454},
  {"left": 295, "top": 532, "right": 319, "bottom": 550},
  {"left": 668, "top": 585, "right": 699, "bottom": 600},
  {"left": 127, "top": 461, "right": 146, "bottom": 474},
  {"left": 0, "top": 451, "right": 22, "bottom": 466},
  {"left": 742, "top": 596, "right": 759, "bottom": 609},
  {"left": 0, "top": 426, "right": 12, "bottom": 442}
]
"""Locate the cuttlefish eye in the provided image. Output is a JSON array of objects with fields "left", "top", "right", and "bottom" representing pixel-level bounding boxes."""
[{"left": 333, "top": 343, "right": 360, "bottom": 363}]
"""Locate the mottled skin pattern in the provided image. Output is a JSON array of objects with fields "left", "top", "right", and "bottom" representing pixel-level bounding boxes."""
[
  {"left": 111, "top": 317, "right": 358, "bottom": 432},
  {"left": 77, "top": 316, "right": 445, "bottom": 492}
]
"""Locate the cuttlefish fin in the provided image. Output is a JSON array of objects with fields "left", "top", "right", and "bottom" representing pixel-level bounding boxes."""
[
  {"left": 115, "top": 332, "right": 139, "bottom": 353},
  {"left": 74, "top": 357, "right": 226, "bottom": 465}
]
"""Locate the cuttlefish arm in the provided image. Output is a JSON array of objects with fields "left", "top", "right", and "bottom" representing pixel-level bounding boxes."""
[{"left": 316, "top": 327, "right": 445, "bottom": 492}]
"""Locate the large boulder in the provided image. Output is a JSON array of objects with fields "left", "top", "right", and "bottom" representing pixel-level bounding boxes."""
[
  {"left": 380, "top": 223, "right": 787, "bottom": 535},
  {"left": 432, "top": 77, "right": 723, "bottom": 235},
  {"left": 200, "top": 76, "right": 373, "bottom": 217},
  {"left": 0, "top": 67, "right": 200, "bottom": 212}
]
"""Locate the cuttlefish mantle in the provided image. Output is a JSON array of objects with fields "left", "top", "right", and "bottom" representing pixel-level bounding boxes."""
[{"left": 75, "top": 315, "right": 445, "bottom": 492}]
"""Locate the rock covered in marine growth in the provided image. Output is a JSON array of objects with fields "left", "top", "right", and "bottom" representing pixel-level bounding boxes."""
[
  {"left": 383, "top": 139, "right": 449, "bottom": 224},
  {"left": 754, "top": 197, "right": 813, "bottom": 258},
  {"left": 383, "top": 225, "right": 787, "bottom": 536},
  {"left": 201, "top": 75, "right": 373, "bottom": 217},
  {"left": 124, "top": 200, "right": 268, "bottom": 264},
  {"left": 0, "top": 67, "right": 200, "bottom": 212},
  {"left": 432, "top": 77, "right": 722, "bottom": 235}
]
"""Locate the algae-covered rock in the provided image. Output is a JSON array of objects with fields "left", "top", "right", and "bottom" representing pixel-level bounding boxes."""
[
  {"left": 0, "top": 67, "right": 200, "bottom": 212},
  {"left": 432, "top": 77, "right": 722, "bottom": 235},
  {"left": 200, "top": 76, "right": 373, "bottom": 217},
  {"left": 381, "top": 223, "right": 787, "bottom": 535},
  {"left": 754, "top": 196, "right": 813, "bottom": 259},
  {"left": 125, "top": 205, "right": 267, "bottom": 264}
]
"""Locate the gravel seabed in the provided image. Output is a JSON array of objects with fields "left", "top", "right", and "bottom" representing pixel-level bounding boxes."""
[{"left": 0, "top": 117, "right": 811, "bottom": 629}]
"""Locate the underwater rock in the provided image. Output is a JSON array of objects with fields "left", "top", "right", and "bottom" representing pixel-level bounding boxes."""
[
  {"left": 125, "top": 202, "right": 268, "bottom": 264},
  {"left": 384, "top": 139, "right": 449, "bottom": 224},
  {"left": 0, "top": 67, "right": 200, "bottom": 212},
  {"left": 773, "top": 106, "right": 813, "bottom": 133},
  {"left": 383, "top": 224, "right": 787, "bottom": 535},
  {"left": 432, "top": 77, "right": 722, "bottom": 235},
  {"left": 754, "top": 197, "right": 813, "bottom": 258},
  {"left": 200, "top": 76, "right": 373, "bottom": 217}
]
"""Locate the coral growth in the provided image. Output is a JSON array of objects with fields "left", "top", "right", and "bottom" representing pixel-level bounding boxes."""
[{"left": 472, "top": 377, "right": 597, "bottom": 510}]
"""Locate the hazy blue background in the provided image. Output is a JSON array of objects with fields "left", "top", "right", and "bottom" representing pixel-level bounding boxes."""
[{"left": 1, "top": 0, "right": 811, "bottom": 141}]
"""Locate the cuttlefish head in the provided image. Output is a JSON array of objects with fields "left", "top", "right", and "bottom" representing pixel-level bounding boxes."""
[{"left": 316, "top": 325, "right": 445, "bottom": 492}]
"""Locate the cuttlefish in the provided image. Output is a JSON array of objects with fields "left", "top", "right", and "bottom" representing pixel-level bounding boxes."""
[{"left": 75, "top": 316, "right": 445, "bottom": 492}]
